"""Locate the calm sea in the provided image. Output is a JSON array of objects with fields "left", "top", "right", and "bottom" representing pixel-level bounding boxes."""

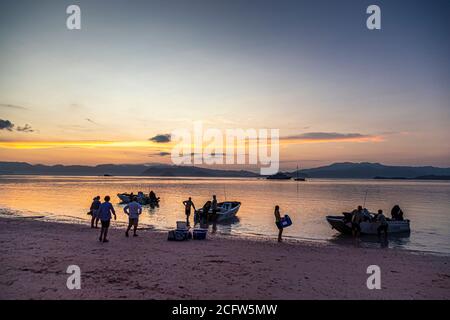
[{"left": 0, "top": 175, "right": 449, "bottom": 255}]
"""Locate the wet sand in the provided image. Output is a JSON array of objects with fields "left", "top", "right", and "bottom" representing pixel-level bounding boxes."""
[{"left": 0, "top": 215, "right": 449, "bottom": 299}]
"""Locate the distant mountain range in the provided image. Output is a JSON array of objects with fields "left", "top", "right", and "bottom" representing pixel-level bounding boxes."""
[
  {"left": 289, "top": 162, "right": 450, "bottom": 179},
  {"left": 1, "top": 161, "right": 450, "bottom": 179},
  {"left": 0, "top": 162, "right": 259, "bottom": 177}
]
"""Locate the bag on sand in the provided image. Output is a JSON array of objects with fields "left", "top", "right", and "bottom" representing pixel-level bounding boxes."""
[{"left": 167, "top": 229, "right": 191, "bottom": 241}]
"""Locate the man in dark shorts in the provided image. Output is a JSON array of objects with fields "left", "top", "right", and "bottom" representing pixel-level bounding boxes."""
[
  {"left": 97, "top": 195, "right": 116, "bottom": 243},
  {"left": 182, "top": 197, "right": 196, "bottom": 227},
  {"left": 124, "top": 196, "right": 142, "bottom": 237}
]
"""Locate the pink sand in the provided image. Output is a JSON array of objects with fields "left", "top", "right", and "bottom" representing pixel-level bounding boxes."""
[{"left": 0, "top": 216, "right": 449, "bottom": 299}]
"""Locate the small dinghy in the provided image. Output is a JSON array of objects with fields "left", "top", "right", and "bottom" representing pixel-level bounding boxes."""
[
  {"left": 196, "top": 201, "right": 241, "bottom": 222},
  {"left": 117, "top": 192, "right": 160, "bottom": 206},
  {"left": 326, "top": 214, "right": 411, "bottom": 235}
]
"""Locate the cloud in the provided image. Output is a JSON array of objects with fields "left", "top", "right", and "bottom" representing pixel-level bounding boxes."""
[
  {"left": 149, "top": 134, "right": 171, "bottom": 143},
  {"left": 0, "top": 119, "right": 35, "bottom": 133},
  {"left": 281, "top": 132, "right": 383, "bottom": 143},
  {"left": 0, "top": 103, "right": 28, "bottom": 110},
  {"left": 85, "top": 118, "right": 97, "bottom": 125},
  {"left": 16, "top": 124, "right": 34, "bottom": 133},
  {"left": 0, "top": 119, "right": 15, "bottom": 131},
  {"left": 158, "top": 152, "right": 171, "bottom": 156}
]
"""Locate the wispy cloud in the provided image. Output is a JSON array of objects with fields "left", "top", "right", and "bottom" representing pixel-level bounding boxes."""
[
  {"left": 280, "top": 132, "right": 383, "bottom": 144},
  {"left": 0, "top": 103, "right": 28, "bottom": 110},
  {"left": 16, "top": 124, "right": 34, "bottom": 133},
  {"left": 85, "top": 118, "right": 97, "bottom": 125},
  {"left": 149, "top": 134, "right": 172, "bottom": 143},
  {"left": 0, "top": 140, "right": 156, "bottom": 149},
  {"left": 148, "top": 151, "right": 171, "bottom": 157}
]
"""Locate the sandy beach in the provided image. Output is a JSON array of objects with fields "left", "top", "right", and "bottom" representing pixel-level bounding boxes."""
[{"left": 0, "top": 215, "right": 449, "bottom": 300}]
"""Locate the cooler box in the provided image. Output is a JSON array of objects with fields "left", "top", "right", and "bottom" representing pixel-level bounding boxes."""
[
  {"left": 176, "top": 221, "right": 188, "bottom": 230},
  {"left": 174, "top": 229, "right": 191, "bottom": 240},
  {"left": 168, "top": 230, "right": 188, "bottom": 241},
  {"left": 280, "top": 215, "right": 292, "bottom": 228},
  {"left": 193, "top": 228, "right": 208, "bottom": 240}
]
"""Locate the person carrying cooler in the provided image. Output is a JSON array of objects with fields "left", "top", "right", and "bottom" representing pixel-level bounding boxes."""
[
  {"left": 182, "top": 197, "right": 196, "bottom": 226},
  {"left": 97, "top": 195, "right": 116, "bottom": 243},
  {"left": 274, "top": 205, "right": 283, "bottom": 242},
  {"left": 124, "top": 196, "right": 142, "bottom": 237}
]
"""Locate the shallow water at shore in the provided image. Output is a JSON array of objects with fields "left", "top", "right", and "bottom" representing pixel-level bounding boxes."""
[{"left": 0, "top": 175, "right": 449, "bottom": 255}]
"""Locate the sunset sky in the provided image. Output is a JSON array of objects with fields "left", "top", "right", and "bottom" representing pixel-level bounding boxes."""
[{"left": 1, "top": 0, "right": 449, "bottom": 169}]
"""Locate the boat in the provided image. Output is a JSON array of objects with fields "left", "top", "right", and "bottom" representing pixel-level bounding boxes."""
[
  {"left": 117, "top": 192, "right": 160, "bottom": 206},
  {"left": 326, "top": 213, "right": 410, "bottom": 235},
  {"left": 196, "top": 201, "right": 241, "bottom": 222},
  {"left": 294, "top": 164, "right": 307, "bottom": 181},
  {"left": 266, "top": 172, "right": 292, "bottom": 180}
]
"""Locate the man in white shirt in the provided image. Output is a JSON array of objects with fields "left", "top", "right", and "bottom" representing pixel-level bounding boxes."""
[{"left": 124, "top": 197, "right": 142, "bottom": 237}]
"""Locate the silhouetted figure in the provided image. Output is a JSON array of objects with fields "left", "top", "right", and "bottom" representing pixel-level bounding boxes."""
[
  {"left": 124, "top": 196, "right": 142, "bottom": 237},
  {"left": 376, "top": 209, "right": 388, "bottom": 238},
  {"left": 183, "top": 197, "right": 196, "bottom": 227},
  {"left": 391, "top": 205, "right": 404, "bottom": 221},
  {"left": 351, "top": 205, "right": 364, "bottom": 238},
  {"left": 97, "top": 195, "right": 116, "bottom": 243},
  {"left": 211, "top": 195, "right": 218, "bottom": 233},
  {"left": 201, "top": 201, "right": 211, "bottom": 227},
  {"left": 149, "top": 190, "right": 158, "bottom": 202},
  {"left": 274, "top": 205, "right": 283, "bottom": 242},
  {"left": 90, "top": 196, "right": 101, "bottom": 228}
]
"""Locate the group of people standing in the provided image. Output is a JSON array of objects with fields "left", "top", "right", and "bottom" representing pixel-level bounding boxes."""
[
  {"left": 350, "top": 204, "right": 405, "bottom": 238},
  {"left": 88, "top": 195, "right": 143, "bottom": 242},
  {"left": 89, "top": 193, "right": 404, "bottom": 244},
  {"left": 88, "top": 195, "right": 116, "bottom": 242},
  {"left": 182, "top": 195, "right": 219, "bottom": 231}
]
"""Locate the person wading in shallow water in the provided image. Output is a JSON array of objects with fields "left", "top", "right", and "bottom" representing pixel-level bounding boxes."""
[
  {"left": 182, "top": 197, "right": 196, "bottom": 227},
  {"left": 351, "top": 205, "right": 364, "bottom": 238},
  {"left": 274, "top": 205, "right": 283, "bottom": 242},
  {"left": 97, "top": 195, "right": 116, "bottom": 243},
  {"left": 376, "top": 209, "right": 388, "bottom": 238}
]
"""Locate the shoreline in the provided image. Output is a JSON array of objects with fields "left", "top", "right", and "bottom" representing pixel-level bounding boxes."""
[
  {"left": 1, "top": 208, "right": 449, "bottom": 258},
  {"left": 0, "top": 215, "right": 449, "bottom": 299}
]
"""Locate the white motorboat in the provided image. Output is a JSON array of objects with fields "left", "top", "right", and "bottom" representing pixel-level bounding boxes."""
[
  {"left": 326, "top": 213, "right": 410, "bottom": 235},
  {"left": 196, "top": 201, "right": 241, "bottom": 222}
]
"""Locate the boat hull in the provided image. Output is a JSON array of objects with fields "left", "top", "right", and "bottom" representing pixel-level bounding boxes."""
[
  {"left": 196, "top": 201, "right": 241, "bottom": 223},
  {"left": 117, "top": 193, "right": 159, "bottom": 206},
  {"left": 326, "top": 216, "right": 410, "bottom": 235}
]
